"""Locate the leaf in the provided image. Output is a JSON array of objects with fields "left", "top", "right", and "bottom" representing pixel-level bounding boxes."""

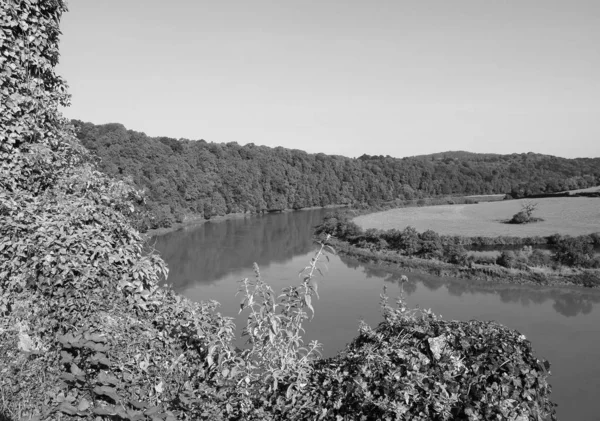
[
  {"left": 145, "top": 406, "right": 161, "bottom": 416},
  {"left": 98, "top": 371, "right": 119, "bottom": 386},
  {"left": 139, "top": 359, "right": 149, "bottom": 371},
  {"left": 90, "top": 352, "right": 111, "bottom": 367},
  {"left": 286, "top": 384, "right": 294, "bottom": 399},
  {"left": 93, "top": 406, "right": 117, "bottom": 416},
  {"left": 130, "top": 400, "right": 147, "bottom": 410},
  {"left": 155, "top": 381, "right": 163, "bottom": 394},
  {"left": 93, "top": 386, "right": 120, "bottom": 402},
  {"left": 70, "top": 363, "right": 85, "bottom": 377},
  {"left": 305, "top": 294, "right": 314, "bottom": 319},
  {"left": 88, "top": 333, "right": 107, "bottom": 343},
  {"left": 18, "top": 332, "right": 35, "bottom": 353},
  {"left": 61, "top": 373, "right": 76, "bottom": 382},
  {"left": 60, "top": 350, "right": 73, "bottom": 363},
  {"left": 58, "top": 402, "right": 79, "bottom": 416},
  {"left": 77, "top": 398, "right": 90, "bottom": 411}
]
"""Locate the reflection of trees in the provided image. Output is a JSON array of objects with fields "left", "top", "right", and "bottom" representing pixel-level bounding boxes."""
[
  {"left": 338, "top": 254, "right": 600, "bottom": 318},
  {"left": 553, "top": 296, "right": 593, "bottom": 317},
  {"left": 152, "top": 209, "right": 329, "bottom": 291}
]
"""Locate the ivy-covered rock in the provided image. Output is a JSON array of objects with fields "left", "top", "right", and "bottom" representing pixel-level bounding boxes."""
[{"left": 302, "top": 297, "right": 557, "bottom": 421}]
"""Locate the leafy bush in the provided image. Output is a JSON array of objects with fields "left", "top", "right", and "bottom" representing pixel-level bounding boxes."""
[
  {"left": 528, "top": 249, "right": 552, "bottom": 267},
  {"left": 315, "top": 212, "right": 363, "bottom": 241},
  {"left": 298, "top": 291, "right": 557, "bottom": 420},
  {"left": 443, "top": 243, "right": 469, "bottom": 266},
  {"left": 510, "top": 210, "right": 530, "bottom": 224},
  {"left": 553, "top": 236, "right": 595, "bottom": 267},
  {"left": 497, "top": 251, "right": 519, "bottom": 268},
  {"left": 472, "top": 254, "right": 498, "bottom": 265},
  {"left": 419, "top": 229, "right": 444, "bottom": 259}
]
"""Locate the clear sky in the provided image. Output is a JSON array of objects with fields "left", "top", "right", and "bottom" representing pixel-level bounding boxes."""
[{"left": 56, "top": 0, "right": 600, "bottom": 158}]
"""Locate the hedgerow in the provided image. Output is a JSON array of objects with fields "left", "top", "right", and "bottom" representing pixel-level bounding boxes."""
[
  {"left": 318, "top": 211, "right": 600, "bottom": 272},
  {"left": 1, "top": 2, "right": 557, "bottom": 420}
]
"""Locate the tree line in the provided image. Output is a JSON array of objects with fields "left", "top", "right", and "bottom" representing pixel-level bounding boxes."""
[{"left": 73, "top": 121, "right": 600, "bottom": 230}]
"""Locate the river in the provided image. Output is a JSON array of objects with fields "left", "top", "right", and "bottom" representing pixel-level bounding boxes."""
[{"left": 152, "top": 208, "right": 600, "bottom": 421}]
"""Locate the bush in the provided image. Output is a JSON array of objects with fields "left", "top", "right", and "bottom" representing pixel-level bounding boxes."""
[
  {"left": 528, "top": 249, "right": 552, "bottom": 267},
  {"left": 419, "top": 229, "right": 444, "bottom": 259},
  {"left": 298, "top": 293, "right": 557, "bottom": 420},
  {"left": 553, "top": 236, "right": 595, "bottom": 267},
  {"left": 509, "top": 210, "right": 530, "bottom": 224},
  {"left": 443, "top": 243, "right": 469, "bottom": 266},
  {"left": 472, "top": 254, "right": 498, "bottom": 265},
  {"left": 497, "top": 250, "right": 518, "bottom": 268}
]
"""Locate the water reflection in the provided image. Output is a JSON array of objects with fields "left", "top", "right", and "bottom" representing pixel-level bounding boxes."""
[
  {"left": 152, "top": 209, "right": 330, "bottom": 290},
  {"left": 339, "top": 254, "right": 600, "bottom": 318}
]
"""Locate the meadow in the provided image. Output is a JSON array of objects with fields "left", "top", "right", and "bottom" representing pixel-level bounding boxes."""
[{"left": 354, "top": 197, "right": 600, "bottom": 237}]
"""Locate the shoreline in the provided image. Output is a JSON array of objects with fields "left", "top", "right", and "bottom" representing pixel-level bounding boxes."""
[
  {"left": 142, "top": 204, "right": 348, "bottom": 239},
  {"left": 328, "top": 238, "right": 600, "bottom": 288}
]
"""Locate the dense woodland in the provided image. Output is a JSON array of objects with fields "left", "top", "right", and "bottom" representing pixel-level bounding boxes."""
[{"left": 73, "top": 120, "right": 600, "bottom": 230}]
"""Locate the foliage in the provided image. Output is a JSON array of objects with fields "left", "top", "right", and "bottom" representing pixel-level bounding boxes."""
[
  {"left": 73, "top": 121, "right": 600, "bottom": 231},
  {"left": 0, "top": 2, "right": 559, "bottom": 419},
  {"left": 443, "top": 243, "right": 470, "bottom": 266},
  {"left": 232, "top": 239, "right": 332, "bottom": 412},
  {"left": 300, "top": 289, "right": 557, "bottom": 420},
  {"left": 419, "top": 229, "right": 444, "bottom": 259},
  {"left": 509, "top": 201, "right": 542, "bottom": 224},
  {"left": 0, "top": 2, "right": 235, "bottom": 419},
  {"left": 317, "top": 212, "right": 599, "bottom": 271},
  {"left": 496, "top": 250, "right": 530, "bottom": 270},
  {"left": 553, "top": 236, "right": 596, "bottom": 267}
]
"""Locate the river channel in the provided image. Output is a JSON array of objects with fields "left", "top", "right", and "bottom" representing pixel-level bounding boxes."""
[{"left": 152, "top": 208, "right": 600, "bottom": 420}]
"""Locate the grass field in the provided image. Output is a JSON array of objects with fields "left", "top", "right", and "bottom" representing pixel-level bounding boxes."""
[
  {"left": 563, "top": 186, "right": 600, "bottom": 194},
  {"left": 354, "top": 197, "right": 600, "bottom": 237}
]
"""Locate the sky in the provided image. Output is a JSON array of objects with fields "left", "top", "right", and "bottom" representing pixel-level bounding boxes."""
[{"left": 56, "top": 0, "right": 600, "bottom": 158}]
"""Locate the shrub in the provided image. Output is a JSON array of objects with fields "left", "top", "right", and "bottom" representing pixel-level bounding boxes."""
[
  {"left": 508, "top": 202, "right": 542, "bottom": 224},
  {"left": 419, "top": 229, "right": 443, "bottom": 258},
  {"left": 497, "top": 250, "right": 518, "bottom": 268},
  {"left": 399, "top": 226, "right": 421, "bottom": 256},
  {"left": 589, "top": 232, "right": 600, "bottom": 246},
  {"left": 509, "top": 210, "right": 530, "bottom": 224},
  {"left": 315, "top": 212, "right": 363, "bottom": 241},
  {"left": 553, "top": 236, "right": 595, "bottom": 267},
  {"left": 443, "top": 243, "right": 469, "bottom": 266},
  {"left": 472, "top": 254, "right": 498, "bottom": 265},
  {"left": 528, "top": 249, "right": 552, "bottom": 267},
  {"left": 297, "top": 291, "right": 557, "bottom": 420}
]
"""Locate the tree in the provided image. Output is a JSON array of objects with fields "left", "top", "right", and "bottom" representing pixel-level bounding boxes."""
[
  {"left": 419, "top": 229, "right": 443, "bottom": 258},
  {"left": 554, "top": 237, "right": 595, "bottom": 267},
  {"left": 509, "top": 201, "right": 540, "bottom": 224}
]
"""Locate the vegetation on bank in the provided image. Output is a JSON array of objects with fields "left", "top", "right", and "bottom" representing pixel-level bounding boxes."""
[
  {"left": 73, "top": 120, "right": 600, "bottom": 232},
  {"left": 1, "top": 2, "right": 556, "bottom": 420},
  {"left": 316, "top": 212, "right": 600, "bottom": 288},
  {"left": 507, "top": 202, "right": 543, "bottom": 225}
]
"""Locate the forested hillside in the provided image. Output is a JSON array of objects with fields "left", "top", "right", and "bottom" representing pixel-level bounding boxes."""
[{"left": 73, "top": 120, "right": 600, "bottom": 230}]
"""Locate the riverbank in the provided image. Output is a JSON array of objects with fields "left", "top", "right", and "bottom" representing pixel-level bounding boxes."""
[
  {"left": 328, "top": 238, "right": 600, "bottom": 288},
  {"left": 143, "top": 204, "right": 349, "bottom": 239}
]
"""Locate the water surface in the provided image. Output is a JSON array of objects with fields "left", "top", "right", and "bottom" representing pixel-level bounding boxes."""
[{"left": 153, "top": 209, "right": 600, "bottom": 421}]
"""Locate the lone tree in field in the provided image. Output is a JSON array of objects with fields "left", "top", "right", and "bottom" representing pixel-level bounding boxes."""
[{"left": 509, "top": 201, "right": 541, "bottom": 224}]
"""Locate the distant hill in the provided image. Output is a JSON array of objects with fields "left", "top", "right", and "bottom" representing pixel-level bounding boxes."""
[
  {"left": 410, "top": 151, "right": 502, "bottom": 161},
  {"left": 73, "top": 120, "right": 600, "bottom": 231}
]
